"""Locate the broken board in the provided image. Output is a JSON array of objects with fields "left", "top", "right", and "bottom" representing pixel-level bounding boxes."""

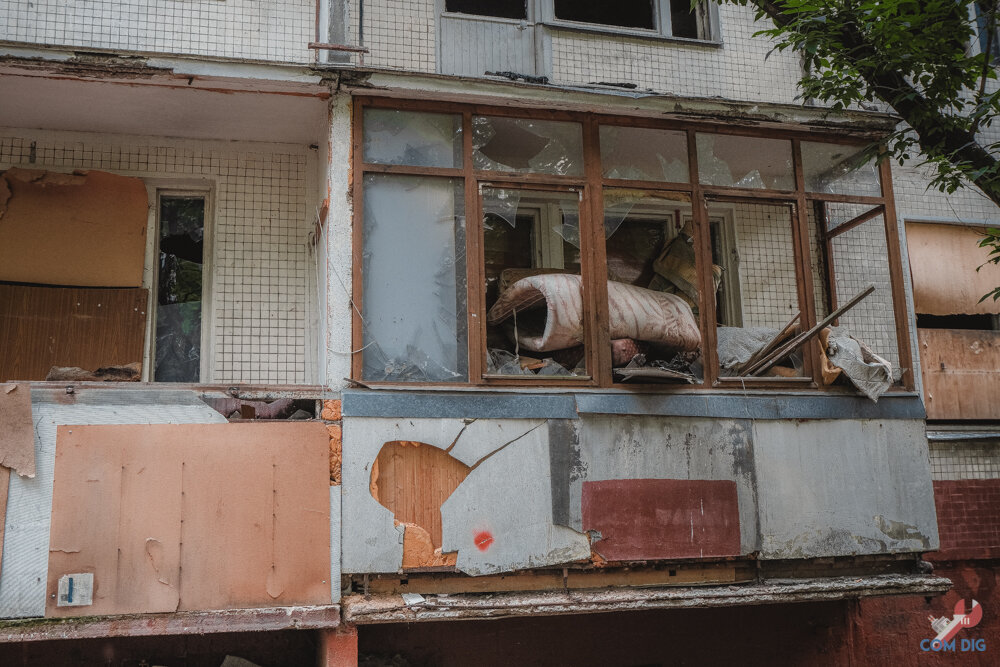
[
  {"left": 0, "top": 284, "right": 147, "bottom": 382},
  {"left": 46, "top": 422, "right": 332, "bottom": 617},
  {"left": 0, "top": 169, "right": 148, "bottom": 287}
]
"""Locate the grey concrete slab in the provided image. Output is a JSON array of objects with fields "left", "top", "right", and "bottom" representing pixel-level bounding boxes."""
[
  {"left": 753, "top": 419, "right": 939, "bottom": 559},
  {"left": 441, "top": 423, "right": 590, "bottom": 576},
  {"left": 342, "top": 390, "right": 578, "bottom": 419}
]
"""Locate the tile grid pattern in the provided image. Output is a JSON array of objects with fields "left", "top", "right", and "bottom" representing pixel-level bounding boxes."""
[
  {"left": 0, "top": 132, "right": 313, "bottom": 384},
  {"left": 0, "top": 0, "right": 314, "bottom": 63},
  {"left": 930, "top": 440, "right": 1000, "bottom": 481}
]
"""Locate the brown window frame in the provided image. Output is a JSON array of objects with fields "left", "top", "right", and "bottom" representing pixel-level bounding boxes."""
[{"left": 351, "top": 96, "right": 914, "bottom": 391}]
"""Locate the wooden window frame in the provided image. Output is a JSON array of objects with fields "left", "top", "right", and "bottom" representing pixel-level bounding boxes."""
[{"left": 351, "top": 96, "right": 914, "bottom": 392}]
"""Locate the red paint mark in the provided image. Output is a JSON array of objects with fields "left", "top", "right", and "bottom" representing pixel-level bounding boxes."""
[
  {"left": 582, "top": 479, "right": 740, "bottom": 561},
  {"left": 474, "top": 531, "right": 494, "bottom": 552}
]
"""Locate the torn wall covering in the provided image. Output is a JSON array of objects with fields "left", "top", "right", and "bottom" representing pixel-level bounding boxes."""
[
  {"left": 0, "top": 389, "right": 226, "bottom": 619},
  {"left": 46, "top": 423, "right": 331, "bottom": 617}
]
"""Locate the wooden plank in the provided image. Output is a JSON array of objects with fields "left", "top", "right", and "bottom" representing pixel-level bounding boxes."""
[
  {"left": 919, "top": 328, "right": 1000, "bottom": 420},
  {"left": 0, "top": 285, "right": 148, "bottom": 382},
  {"left": 906, "top": 221, "right": 1000, "bottom": 316},
  {"left": 47, "top": 423, "right": 331, "bottom": 617},
  {"left": 363, "top": 563, "right": 743, "bottom": 595},
  {"left": 0, "top": 169, "right": 147, "bottom": 287},
  {"left": 0, "top": 466, "right": 9, "bottom": 581}
]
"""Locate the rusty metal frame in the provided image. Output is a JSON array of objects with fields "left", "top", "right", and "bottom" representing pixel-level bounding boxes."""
[{"left": 350, "top": 96, "right": 909, "bottom": 391}]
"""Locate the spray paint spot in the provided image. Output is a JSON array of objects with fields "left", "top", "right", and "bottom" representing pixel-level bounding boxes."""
[{"left": 474, "top": 531, "right": 494, "bottom": 552}]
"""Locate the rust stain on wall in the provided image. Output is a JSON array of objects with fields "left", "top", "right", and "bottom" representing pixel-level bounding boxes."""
[{"left": 46, "top": 422, "right": 332, "bottom": 617}]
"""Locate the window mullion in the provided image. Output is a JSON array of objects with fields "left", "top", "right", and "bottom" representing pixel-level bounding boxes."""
[
  {"left": 658, "top": 0, "right": 673, "bottom": 37},
  {"left": 792, "top": 138, "right": 820, "bottom": 386},
  {"left": 582, "top": 116, "right": 613, "bottom": 386},
  {"left": 687, "top": 128, "right": 719, "bottom": 386},
  {"left": 462, "top": 110, "right": 484, "bottom": 384}
]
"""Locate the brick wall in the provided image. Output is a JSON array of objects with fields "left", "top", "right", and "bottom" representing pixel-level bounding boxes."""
[{"left": 929, "top": 479, "right": 1000, "bottom": 561}]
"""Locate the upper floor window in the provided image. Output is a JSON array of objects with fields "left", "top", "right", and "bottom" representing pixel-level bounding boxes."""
[
  {"left": 549, "top": 0, "right": 715, "bottom": 41},
  {"left": 352, "top": 100, "right": 911, "bottom": 394},
  {"left": 445, "top": 0, "right": 527, "bottom": 20}
]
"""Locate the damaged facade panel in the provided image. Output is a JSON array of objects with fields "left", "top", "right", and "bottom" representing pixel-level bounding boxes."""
[
  {"left": 46, "top": 422, "right": 331, "bottom": 617},
  {"left": 0, "top": 389, "right": 227, "bottom": 619},
  {"left": 752, "top": 419, "right": 939, "bottom": 559}
]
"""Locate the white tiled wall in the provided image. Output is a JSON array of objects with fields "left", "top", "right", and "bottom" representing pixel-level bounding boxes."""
[
  {"left": 0, "top": 130, "right": 318, "bottom": 384},
  {"left": 730, "top": 202, "right": 801, "bottom": 330},
  {"left": 349, "top": 0, "right": 437, "bottom": 72},
  {"left": 0, "top": 0, "right": 314, "bottom": 63},
  {"left": 549, "top": 6, "right": 802, "bottom": 105},
  {"left": 930, "top": 440, "right": 1000, "bottom": 480}
]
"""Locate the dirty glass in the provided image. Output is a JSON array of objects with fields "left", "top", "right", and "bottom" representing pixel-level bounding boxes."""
[
  {"left": 801, "top": 141, "right": 881, "bottom": 198},
  {"left": 696, "top": 134, "right": 794, "bottom": 190},
  {"left": 603, "top": 189, "right": 703, "bottom": 384},
  {"left": 155, "top": 196, "right": 204, "bottom": 382},
  {"left": 711, "top": 199, "right": 809, "bottom": 378},
  {"left": 482, "top": 187, "right": 588, "bottom": 378},
  {"left": 599, "top": 126, "right": 689, "bottom": 182},
  {"left": 472, "top": 117, "right": 584, "bottom": 176},
  {"left": 362, "top": 174, "right": 467, "bottom": 382},
  {"left": 363, "top": 109, "right": 463, "bottom": 169}
]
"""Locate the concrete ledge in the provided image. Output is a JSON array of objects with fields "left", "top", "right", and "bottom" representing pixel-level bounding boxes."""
[
  {"left": 341, "top": 574, "right": 951, "bottom": 624},
  {"left": 343, "top": 389, "right": 925, "bottom": 420},
  {"left": 0, "top": 605, "right": 340, "bottom": 643}
]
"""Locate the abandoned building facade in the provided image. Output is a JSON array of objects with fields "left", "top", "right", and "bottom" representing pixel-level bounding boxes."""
[{"left": 0, "top": 0, "right": 998, "bottom": 664}]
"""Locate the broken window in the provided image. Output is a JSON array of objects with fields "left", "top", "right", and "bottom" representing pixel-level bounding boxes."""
[
  {"left": 445, "top": 0, "right": 527, "bottom": 20},
  {"left": 361, "top": 174, "right": 467, "bottom": 382},
  {"left": 354, "top": 100, "right": 913, "bottom": 395},
  {"left": 483, "top": 187, "right": 587, "bottom": 378},
  {"left": 154, "top": 194, "right": 205, "bottom": 383}
]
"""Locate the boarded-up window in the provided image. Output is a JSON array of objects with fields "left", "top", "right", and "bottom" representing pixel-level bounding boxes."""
[{"left": 906, "top": 222, "right": 1000, "bottom": 317}]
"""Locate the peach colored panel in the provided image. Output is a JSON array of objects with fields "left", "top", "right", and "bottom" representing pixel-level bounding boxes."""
[
  {"left": 906, "top": 222, "right": 1000, "bottom": 316},
  {"left": 47, "top": 423, "right": 331, "bottom": 617}
]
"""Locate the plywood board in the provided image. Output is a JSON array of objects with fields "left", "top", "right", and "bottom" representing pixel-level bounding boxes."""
[
  {"left": 919, "top": 328, "right": 1000, "bottom": 420},
  {"left": 0, "top": 284, "right": 147, "bottom": 382},
  {"left": 582, "top": 479, "right": 741, "bottom": 561},
  {"left": 0, "top": 168, "right": 147, "bottom": 287},
  {"left": 0, "top": 383, "right": 35, "bottom": 477},
  {"left": 46, "top": 423, "right": 332, "bottom": 617},
  {"left": 906, "top": 222, "right": 1000, "bottom": 315}
]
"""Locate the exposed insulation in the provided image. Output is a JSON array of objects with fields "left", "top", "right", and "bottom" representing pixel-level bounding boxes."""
[{"left": 0, "top": 169, "right": 147, "bottom": 287}]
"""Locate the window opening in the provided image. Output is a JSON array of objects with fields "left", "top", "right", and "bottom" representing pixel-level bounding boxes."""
[
  {"left": 483, "top": 187, "right": 588, "bottom": 378},
  {"left": 553, "top": 0, "right": 655, "bottom": 29},
  {"left": 154, "top": 195, "right": 205, "bottom": 382},
  {"left": 446, "top": 0, "right": 527, "bottom": 20}
]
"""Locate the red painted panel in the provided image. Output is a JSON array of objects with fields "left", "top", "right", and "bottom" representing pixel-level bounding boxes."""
[
  {"left": 927, "top": 479, "right": 1000, "bottom": 561},
  {"left": 582, "top": 479, "right": 740, "bottom": 561}
]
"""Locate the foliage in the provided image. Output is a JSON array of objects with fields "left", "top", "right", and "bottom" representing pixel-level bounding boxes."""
[{"left": 721, "top": 0, "right": 1000, "bottom": 297}]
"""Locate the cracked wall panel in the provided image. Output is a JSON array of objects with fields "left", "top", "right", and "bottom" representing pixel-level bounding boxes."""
[
  {"left": 0, "top": 389, "right": 226, "bottom": 620},
  {"left": 753, "top": 419, "right": 939, "bottom": 559},
  {"left": 44, "top": 423, "right": 331, "bottom": 617},
  {"left": 0, "top": 169, "right": 147, "bottom": 287},
  {"left": 573, "top": 417, "right": 758, "bottom": 555},
  {"left": 445, "top": 418, "right": 548, "bottom": 467},
  {"left": 341, "top": 419, "right": 468, "bottom": 573},
  {"left": 441, "top": 425, "right": 590, "bottom": 577}
]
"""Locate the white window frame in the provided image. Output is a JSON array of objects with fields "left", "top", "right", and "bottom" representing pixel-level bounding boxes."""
[
  {"left": 538, "top": 0, "right": 720, "bottom": 44},
  {"left": 142, "top": 183, "right": 215, "bottom": 383}
]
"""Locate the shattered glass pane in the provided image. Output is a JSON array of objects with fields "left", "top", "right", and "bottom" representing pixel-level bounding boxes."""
[
  {"left": 599, "top": 126, "right": 689, "bottom": 183},
  {"left": 362, "top": 174, "right": 468, "bottom": 382},
  {"left": 482, "top": 187, "right": 587, "bottom": 378},
  {"left": 603, "top": 190, "right": 702, "bottom": 384},
  {"left": 801, "top": 141, "right": 881, "bottom": 198},
  {"left": 696, "top": 134, "right": 794, "bottom": 190},
  {"left": 482, "top": 188, "right": 522, "bottom": 228},
  {"left": 363, "top": 109, "right": 463, "bottom": 169},
  {"left": 472, "top": 116, "right": 584, "bottom": 176},
  {"left": 155, "top": 196, "right": 204, "bottom": 382}
]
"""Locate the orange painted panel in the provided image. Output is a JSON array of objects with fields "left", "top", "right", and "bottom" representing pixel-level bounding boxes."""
[
  {"left": 47, "top": 423, "right": 331, "bottom": 617},
  {"left": 906, "top": 222, "right": 1000, "bottom": 316}
]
